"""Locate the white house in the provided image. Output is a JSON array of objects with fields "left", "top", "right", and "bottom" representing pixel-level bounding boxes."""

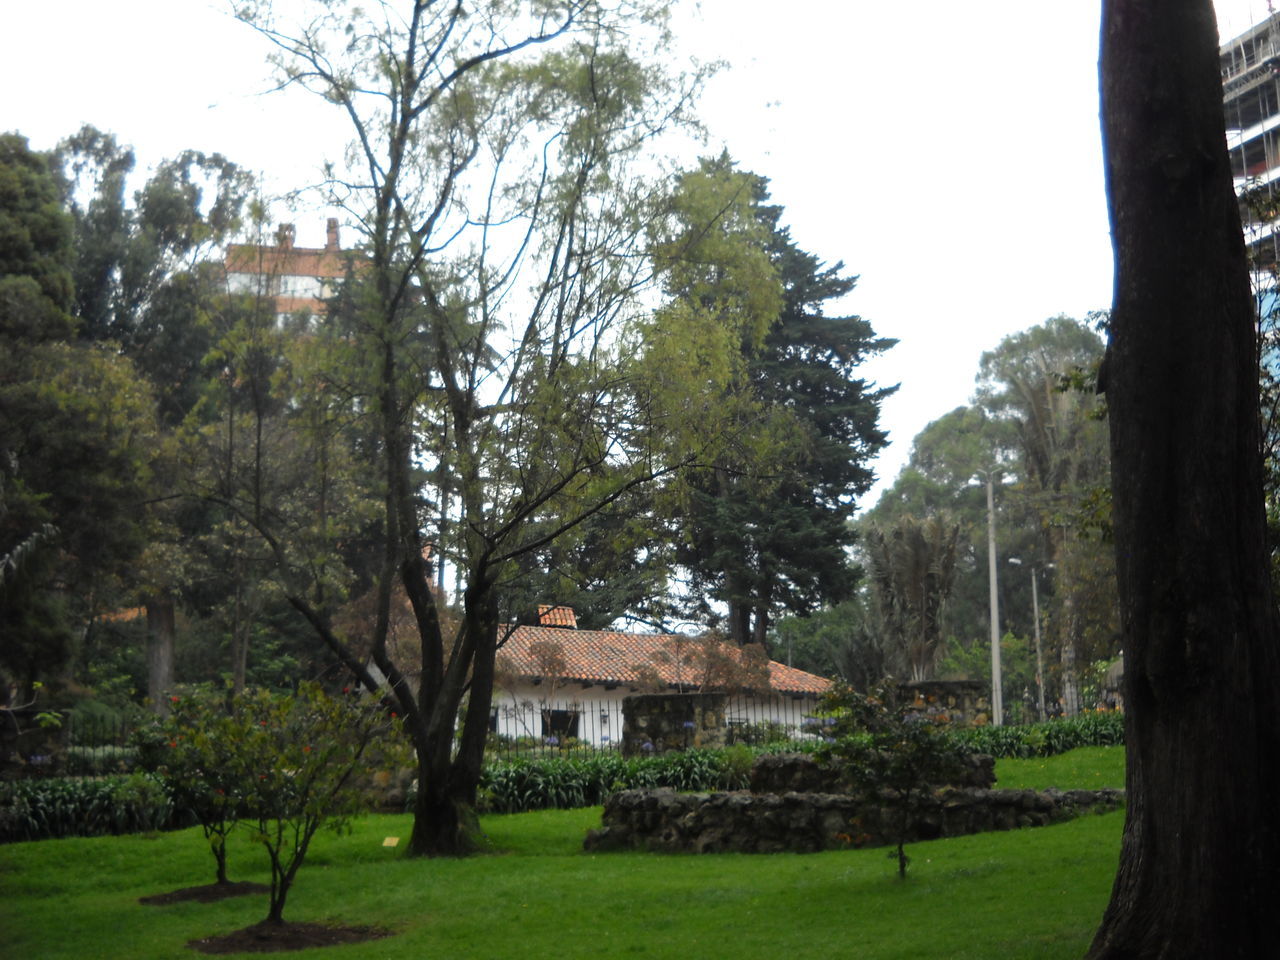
[{"left": 491, "top": 607, "right": 832, "bottom": 746}]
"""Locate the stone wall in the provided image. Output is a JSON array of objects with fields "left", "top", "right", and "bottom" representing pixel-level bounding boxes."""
[
  {"left": 900, "top": 680, "right": 990, "bottom": 727},
  {"left": 621, "top": 693, "right": 728, "bottom": 756},
  {"left": 748, "top": 751, "right": 996, "bottom": 794},
  {"left": 583, "top": 785, "right": 1124, "bottom": 855}
]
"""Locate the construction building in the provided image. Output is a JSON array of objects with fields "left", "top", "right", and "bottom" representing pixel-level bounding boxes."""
[
  {"left": 1222, "top": 10, "right": 1280, "bottom": 267},
  {"left": 223, "top": 218, "right": 355, "bottom": 324}
]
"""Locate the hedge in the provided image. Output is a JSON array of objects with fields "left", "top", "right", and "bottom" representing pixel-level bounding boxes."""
[
  {"left": 477, "top": 745, "right": 758, "bottom": 814},
  {"left": 4, "top": 713, "right": 1126, "bottom": 840},
  {"left": 951, "top": 710, "right": 1125, "bottom": 758},
  {"left": 0, "top": 774, "right": 184, "bottom": 844}
]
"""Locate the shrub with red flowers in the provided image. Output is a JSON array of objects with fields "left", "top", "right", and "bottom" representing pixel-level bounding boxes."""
[
  {"left": 229, "top": 683, "right": 405, "bottom": 924},
  {"left": 149, "top": 688, "right": 249, "bottom": 886},
  {"left": 147, "top": 683, "right": 406, "bottom": 924}
]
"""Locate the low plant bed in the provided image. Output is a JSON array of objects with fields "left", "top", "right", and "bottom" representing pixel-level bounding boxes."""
[
  {"left": 188, "top": 919, "right": 391, "bottom": 954},
  {"left": 140, "top": 880, "right": 270, "bottom": 906}
]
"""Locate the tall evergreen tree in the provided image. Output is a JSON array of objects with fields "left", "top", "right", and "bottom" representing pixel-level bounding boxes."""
[
  {"left": 669, "top": 158, "right": 895, "bottom": 648},
  {"left": 0, "top": 133, "right": 157, "bottom": 702}
]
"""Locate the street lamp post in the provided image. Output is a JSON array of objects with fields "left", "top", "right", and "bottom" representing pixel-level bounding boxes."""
[
  {"left": 985, "top": 472, "right": 1003, "bottom": 727},
  {"left": 1009, "top": 557, "right": 1047, "bottom": 722}
]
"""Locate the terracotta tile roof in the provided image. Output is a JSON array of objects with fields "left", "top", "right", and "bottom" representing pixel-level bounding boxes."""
[
  {"left": 224, "top": 243, "right": 353, "bottom": 280},
  {"left": 498, "top": 624, "right": 832, "bottom": 696},
  {"left": 537, "top": 604, "right": 578, "bottom": 628}
]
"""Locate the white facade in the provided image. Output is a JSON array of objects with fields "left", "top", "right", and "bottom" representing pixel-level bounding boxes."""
[{"left": 491, "top": 680, "right": 824, "bottom": 747}]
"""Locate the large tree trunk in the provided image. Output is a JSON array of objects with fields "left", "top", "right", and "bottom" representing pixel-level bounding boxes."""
[
  {"left": 145, "top": 594, "right": 175, "bottom": 715},
  {"left": 408, "top": 750, "right": 478, "bottom": 857},
  {"left": 405, "top": 577, "right": 498, "bottom": 858},
  {"left": 1091, "top": 3, "right": 1280, "bottom": 956}
]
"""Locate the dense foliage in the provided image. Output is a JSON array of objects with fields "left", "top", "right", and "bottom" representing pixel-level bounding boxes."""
[
  {"left": 144, "top": 683, "right": 403, "bottom": 922},
  {"left": 0, "top": 773, "right": 180, "bottom": 844},
  {"left": 951, "top": 709, "right": 1124, "bottom": 759},
  {"left": 477, "top": 745, "right": 757, "bottom": 814}
]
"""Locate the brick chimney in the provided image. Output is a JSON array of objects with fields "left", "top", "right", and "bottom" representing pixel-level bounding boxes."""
[
  {"left": 325, "top": 217, "right": 340, "bottom": 251},
  {"left": 538, "top": 604, "right": 578, "bottom": 629},
  {"left": 275, "top": 223, "right": 295, "bottom": 249}
]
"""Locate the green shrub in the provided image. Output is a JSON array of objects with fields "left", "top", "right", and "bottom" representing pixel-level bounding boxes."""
[
  {"left": 951, "top": 711, "right": 1124, "bottom": 758},
  {"left": 0, "top": 774, "right": 180, "bottom": 843},
  {"left": 727, "top": 721, "right": 793, "bottom": 747},
  {"left": 717, "top": 744, "right": 756, "bottom": 790},
  {"left": 469, "top": 712, "right": 1125, "bottom": 815},
  {"left": 476, "top": 747, "right": 764, "bottom": 814}
]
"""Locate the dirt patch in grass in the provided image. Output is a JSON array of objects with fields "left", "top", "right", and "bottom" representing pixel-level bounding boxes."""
[
  {"left": 187, "top": 919, "right": 391, "bottom": 953},
  {"left": 140, "top": 881, "right": 270, "bottom": 905}
]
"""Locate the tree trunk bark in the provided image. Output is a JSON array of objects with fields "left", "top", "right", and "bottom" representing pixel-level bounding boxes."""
[
  {"left": 407, "top": 748, "right": 480, "bottom": 857},
  {"left": 145, "top": 595, "right": 175, "bottom": 715},
  {"left": 1090, "top": 3, "right": 1280, "bottom": 956},
  {"left": 404, "top": 581, "right": 497, "bottom": 858}
]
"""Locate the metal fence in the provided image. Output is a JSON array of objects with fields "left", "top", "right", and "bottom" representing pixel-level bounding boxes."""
[
  {"left": 4, "top": 694, "right": 821, "bottom": 775},
  {"left": 485, "top": 694, "right": 818, "bottom": 761},
  {"left": 2, "top": 710, "right": 138, "bottom": 779}
]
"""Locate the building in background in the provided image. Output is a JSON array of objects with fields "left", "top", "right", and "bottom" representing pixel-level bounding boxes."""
[
  {"left": 491, "top": 606, "right": 832, "bottom": 747},
  {"left": 224, "top": 219, "right": 355, "bottom": 324},
  {"left": 1222, "top": 11, "right": 1280, "bottom": 268}
]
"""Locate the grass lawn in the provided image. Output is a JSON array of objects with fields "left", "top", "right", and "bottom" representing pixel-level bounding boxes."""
[
  {"left": 0, "top": 749, "right": 1125, "bottom": 959},
  {"left": 994, "top": 746, "right": 1125, "bottom": 791}
]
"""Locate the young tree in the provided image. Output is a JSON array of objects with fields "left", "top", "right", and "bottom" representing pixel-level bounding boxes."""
[
  {"left": 1089, "top": 2, "right": 1280, "bottom": 955},
  {"left": 816, "top": 680, "right": 971, "bottom": 880},
  {"left": 236, "top": 684, "right": 400, "bottom": 926},
  {"left": 149, "top": 690, "right": 249, "bottom": 887},
  {"left": 231, "top": 0, "right": 716, "bottom": 856}
]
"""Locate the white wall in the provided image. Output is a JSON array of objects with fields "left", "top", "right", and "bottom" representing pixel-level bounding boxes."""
[{"left": 491, "top": 682, "right": 822, "bottom": 747}]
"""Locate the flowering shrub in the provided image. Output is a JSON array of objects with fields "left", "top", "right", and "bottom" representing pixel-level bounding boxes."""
[
  {"left": 225, "top": 684, "right": 406, "bottom": 923},
  {"left": 140, "top": 683, "right": 406, "bottom": 924}
]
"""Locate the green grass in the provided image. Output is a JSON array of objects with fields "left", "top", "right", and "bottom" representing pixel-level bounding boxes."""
[
  {"left": 0, "top": 748, "right": 1125, "bottom": 959},
  {"left": 995, "top": 746, "right": 1125, "bottom": 791}
]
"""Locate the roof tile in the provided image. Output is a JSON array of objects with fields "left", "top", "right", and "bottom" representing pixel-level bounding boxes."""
[{"left": 498, "top": 625, "right": 831, "bottom": 696}]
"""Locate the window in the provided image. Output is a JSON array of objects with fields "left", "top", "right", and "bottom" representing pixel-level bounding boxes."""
[
  {"left": 278, "top": 274, "right": 322, "bottom": 298},
  {"left": 540, "top": 708, "right": 579, "bottom": 740}
]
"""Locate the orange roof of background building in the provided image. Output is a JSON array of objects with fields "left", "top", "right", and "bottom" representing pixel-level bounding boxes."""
[
  {"left": 499, "top": 623, "right": 832, "bottom": 697},
  {"left": 223, "top": 220, "right": 355, "bottom": 280}
]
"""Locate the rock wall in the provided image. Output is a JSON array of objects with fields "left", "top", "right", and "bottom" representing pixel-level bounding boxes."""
[
  {"left": 900, "top": 680, "right": 990, "bottom": 727},
  {"left": 748, "top": 751, "right": 996, "bottom": 794},
  {"left": 583, "top": 785, "right": 1124, "bottom": 854},
  {"left": 621, "top": 693, "right": 728, "bottom": 756}
]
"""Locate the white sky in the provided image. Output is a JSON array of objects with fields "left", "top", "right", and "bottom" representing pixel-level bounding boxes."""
[{"left": 2, "top": 0, "right": 1270, "bottom": 504}]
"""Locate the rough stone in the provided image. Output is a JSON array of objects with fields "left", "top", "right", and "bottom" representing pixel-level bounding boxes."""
[
  {"left": 748, "top": 751, "right": 996, "bottom": 795},
  {"left": 621, "top": 693, "right": 728, "bottom": 756},
  {"left": 583, "top": 785, "right": 1125, "bottom": 855}
]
